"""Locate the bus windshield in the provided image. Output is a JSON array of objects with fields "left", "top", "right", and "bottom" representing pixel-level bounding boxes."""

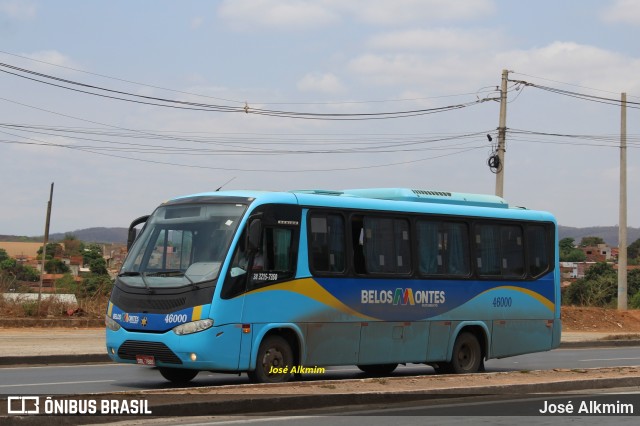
[{"left": 119, "top": 203, "right": 247, "bottom": 288}]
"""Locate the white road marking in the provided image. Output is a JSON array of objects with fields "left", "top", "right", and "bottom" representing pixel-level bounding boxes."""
[
  {"left": 0, "top": 379, "right": 116, "bottom": 388},
  {"left": 579, "top": 357, "right": 640, "bottom": 362}
]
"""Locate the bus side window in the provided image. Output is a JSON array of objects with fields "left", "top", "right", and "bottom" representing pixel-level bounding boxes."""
[
  {"left": 351, "top": 217, "right": 366, "bottom": 274},
  {"left": 220, "top": 233, "right": 250, "bottom": 299},
  {"left": 250, "top": 227, "right": 295, "bottom": 288},
  {"left": 527, "top": 225, "right": 550, "bottom": 278},
  {"left": 309, "top": 214, "right": 345, "bottom": 274},
  {"left": 501, "top": 225, "right": 524, "bottom": 277},
  {"left": 476, "top": 224, "right": 501, "bottom": 276},
  {"left": 418, "top": 220, "right": 470, "bottom": 277},
  {"left": 362, "top": 216, "right": 411, "bottom": 274}
]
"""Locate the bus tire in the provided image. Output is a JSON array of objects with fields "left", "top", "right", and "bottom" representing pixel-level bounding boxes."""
[
  {"left": 248, "top": 335, "right": 293, "bottom": 383},
  {"left": 356, "top": 364, "right": 398, "bottom": 375},
  {"left": 158, "top": 367, "right": 199, "bottom": 384},
  {"left": 450, "top": 332, "right": 482, "bottom": 374}
]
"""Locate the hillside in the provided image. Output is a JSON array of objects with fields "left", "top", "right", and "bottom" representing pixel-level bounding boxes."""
[
  {"left": 1, "top": 225, "right": 639, "bottom": 246},
  {"left": 558, "top": 226, "right": 640, "bottom": 247},
  {"left": 0, "top": 228, "right": 128, "bottom": 244},
  {"left": 49, "top": 227, "right": 128, "bottom": 244}
]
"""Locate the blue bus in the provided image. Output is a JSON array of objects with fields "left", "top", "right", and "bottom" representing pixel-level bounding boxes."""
[{"left": 105, "top": 188, "right": 560, "bottom": 383}]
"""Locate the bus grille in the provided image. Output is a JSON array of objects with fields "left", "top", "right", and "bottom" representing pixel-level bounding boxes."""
[
  {"left": 117, "top": 340, "right": 182, "bottom": 364},
  {"left": 111, "top": 293, "right": 187, "bottom": 311}
]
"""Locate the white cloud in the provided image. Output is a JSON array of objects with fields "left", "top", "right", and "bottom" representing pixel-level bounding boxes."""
[
  {"left": 348, "top": 41, "right": 640, "bottom": 95},
  {"left": 603, "top": 0, "right": 640, "bottom": 25},
  {"left": 190, "top": 16, "right": 204, "bottom": 30},
  {"left": 217, "top": 0, "right": 494, "bottom": 30},
  {"left": 297, "top": 72, "right": 344, "bottom": 93},
  {"left": 335, "top": 0, "right": 495, "bottom": 25},
  {"left": 368, "top": 28, "right": 501, "bottom": 51},
  {"left": 0, "top": 0, "right": 36, "bottom": 20},
  {"left": 21, "top": 50, "right": 81, "bottom": 74},
  {"left": 217, "top": 0, "right": 339, "bottom": 30},
  {"left": 497, "top": 42, "right": 640, "bottom": 93}
]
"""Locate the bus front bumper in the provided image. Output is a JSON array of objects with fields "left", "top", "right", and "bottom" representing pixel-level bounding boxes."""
[{"left": 105, "top": 324, "right": 244, "bottom": 371}]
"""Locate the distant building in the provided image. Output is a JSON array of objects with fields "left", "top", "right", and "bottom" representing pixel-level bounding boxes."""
[{"left": 579, "top": 243, "right": 612, "bottom": 262}]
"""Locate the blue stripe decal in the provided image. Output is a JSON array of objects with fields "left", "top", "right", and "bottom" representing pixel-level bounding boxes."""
[{"left": 110, "top": 304, "right": 211, "bottom": 332}]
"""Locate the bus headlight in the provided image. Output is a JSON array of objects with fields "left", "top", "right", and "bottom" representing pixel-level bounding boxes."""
[
  {"left": 105, "top": 315, "right": 121, "bottom": 331},
  {"left": 173, "top": 319, "right": 214, "bottom": 335}
]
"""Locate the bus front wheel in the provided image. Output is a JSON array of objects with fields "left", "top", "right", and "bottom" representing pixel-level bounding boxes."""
[
  {"left": 357, "top": 364, "right": 398, "bottom": 375},
  {"left": 248, "top": 335, "right": 293, "bottom": 383},
  {"left": 158, "top": 367, "right": 199, "bottom": 384},
  {"left": 450, "top": 332, "right": 482, "bottom": 374}
]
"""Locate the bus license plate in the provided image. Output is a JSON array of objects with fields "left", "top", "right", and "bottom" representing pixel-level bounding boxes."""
[{"left": 136, "top": 355, "right": 155, "bottom": 366}]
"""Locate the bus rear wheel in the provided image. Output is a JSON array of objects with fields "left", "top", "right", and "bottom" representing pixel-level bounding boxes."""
[
  {"left": 248, "top": 335, "right": 293, "bottom": 383},
  {"left": 357, "top": 364, "right": 398, "bottom": 375},
  {"left": 158, "top": 367, "right": 199, "bottom": 384},
  {"left": 450, "top": 332, "right": 482, "bottom": 374}
]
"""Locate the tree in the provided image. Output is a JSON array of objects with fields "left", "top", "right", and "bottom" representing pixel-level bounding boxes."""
[
  {"left": 62, "top": 233, "right": 83, "bottom": 256},
  {"left": 17, "top": 265, "right": 39, "bottom": 282},
  {"left": 580, "top": 236, "right": 605, "bottom": 247},
  {"left": 83, "top": 274, "right": 113, "bottom": 297},
  {"left": 55, "top": 273, "right": 79, "bottom": 294},
  {"left": 45, "top": 259, "right": 70, "bottom": 274},
  {"left": 37, "top": 243, "right": 63, "bottom": 260},
  {"left": 89, "top": 258, "right": 108, "bottom": 275},
  {"left": 583, "top": 262, "right": 615, "bottom": 280},
  {"left": 560, "top": 238, "right": 575, "bottom": 251},
  {"left": 563, "top": 262, "right": 638, "bottom": 307},
  {"left": 0, "top": 258, "right": 39, "bottom": 282},
  {"left": 83, "top": 244, "right": 103, "bottom": 266},
  {"left": 628, "top": 238, "right": 640, "bottom": 261},
  {"left": 0, "top": 248, "right": 8, "bottom": 263},
  {"left": 559, "top": 238, "right": 586, "bottom": 262}
]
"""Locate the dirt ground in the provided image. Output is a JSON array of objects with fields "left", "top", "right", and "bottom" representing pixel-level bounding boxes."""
[{"left": 561, "top": 306, "right": 640, "bottom": 332}]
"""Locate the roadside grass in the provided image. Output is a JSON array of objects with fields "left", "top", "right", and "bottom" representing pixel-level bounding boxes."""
[{"left": 0, "top": 294, "right": 108, "bottom": 318}]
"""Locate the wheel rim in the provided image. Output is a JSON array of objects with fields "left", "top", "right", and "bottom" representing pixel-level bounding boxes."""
[
  {"left": 457, "top": 343, "right": 475, "bottom": 370},
  {"left": 262, "top": 347, "right": 285, "bottom": 377}
]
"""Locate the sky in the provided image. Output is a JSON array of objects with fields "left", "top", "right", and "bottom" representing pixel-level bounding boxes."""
[{"left": 1, "top": 0, "right": 639, "bottom": 236}]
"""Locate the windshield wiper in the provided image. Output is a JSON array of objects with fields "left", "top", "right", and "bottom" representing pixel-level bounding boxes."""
[
  {"left": 145, "top": 270, "right": 198, "bottom": 287},
  {"left": 145, "top": 270, "right": 184, "bottom": 277},
  {"left": 117, "top": 271, "right": 153, "bottom": 293}
]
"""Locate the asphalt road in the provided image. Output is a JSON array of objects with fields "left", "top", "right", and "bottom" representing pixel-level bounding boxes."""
[{"left": 1, "top": 346, "right": 640, "bottom": 395}]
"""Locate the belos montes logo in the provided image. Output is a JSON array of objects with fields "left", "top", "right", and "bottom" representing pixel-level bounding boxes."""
[{"left": 361, "top": 288, "right": 446, "bottom": 307}]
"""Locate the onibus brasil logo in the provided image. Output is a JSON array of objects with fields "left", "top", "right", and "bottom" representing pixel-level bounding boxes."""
[{"left": 361, "top": 288, "right": 445, "bottom": 306}]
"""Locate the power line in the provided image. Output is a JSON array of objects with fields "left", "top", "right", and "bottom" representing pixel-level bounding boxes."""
[
  {"left": 0, "top": 135, "right": 488, "bottom": 172},
  {"left": 508, "top": 78, "right": 640, "bottom": 109},
  {"left": 0, "top": 123, "right": 491, "bottom": 156},
  {"left": 507, "top": 129, "right": 640, "bottom": 149},
  {"left": 511, "top": 71, "right": 640, "bottom": 100},
  {"left": 0, "top": 49, "right": 497, "bottom": 106},
  {"left": 0, "top": 62, "right": 495, "bottom": 120}
]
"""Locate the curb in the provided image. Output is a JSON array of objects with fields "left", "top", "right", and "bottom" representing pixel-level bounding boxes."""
[
  {"left": 0, "top": 319, "right": 104, "bottom": 328},
  {"left": 0, "top": 354, "right": 111, "bottom": 366},
  {"left": 2, "top": 340, "right": 640, "bottom": 366},
  {"left": 559, "top": 339, "right": 640, "bottom": 348}
]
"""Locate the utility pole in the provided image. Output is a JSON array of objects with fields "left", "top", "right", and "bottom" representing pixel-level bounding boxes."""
[
  {"left": 37, "top": 182, "right": 54, "bottom": 315},
  {"left": 618, "top": 93, "right": 627, "bottom": 311},
  {"left": 495, "top": 69, "right": 509, "bottom": 198}
]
